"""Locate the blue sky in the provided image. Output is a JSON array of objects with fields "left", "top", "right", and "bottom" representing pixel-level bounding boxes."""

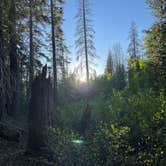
[{"left": 63, "top": 0, "right": 155, "bottom": 74}]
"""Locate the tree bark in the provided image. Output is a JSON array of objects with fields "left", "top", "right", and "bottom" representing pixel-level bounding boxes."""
[
  {"left": 50, "top": 0, "right": 57, "bottom": 102},
  {"left": 80, "top": 104, "right": 91, "bottom": 137},
  {"left": 28, "top": 0, "right": 34, "bottom": 100},
  {"left": 0, "top": 0, "right": 3, "bottom": 119},
  {"left": 28, "top": 65, "right": 53, "bottom": 153},
  {"left": 8, "top": 0, "right": 20, "bottom": 116},
  {"left": 82, "top": 0, "right": 89, "bottom": 84}
]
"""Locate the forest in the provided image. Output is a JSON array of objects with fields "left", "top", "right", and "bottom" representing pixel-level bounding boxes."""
[{"left": 0, "top": 0, "right": 166, "bottom": 165}]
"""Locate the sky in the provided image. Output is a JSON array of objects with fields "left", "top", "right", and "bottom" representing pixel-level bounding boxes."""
[{"left": 63, "top": 0, "right": 155, "bottom": 75}]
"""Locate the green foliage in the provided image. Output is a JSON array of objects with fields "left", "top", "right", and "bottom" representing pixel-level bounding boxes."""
[
  {"left": 88, "top": 89, "right": 166, "bottom": 165},
  {"left": 128, "top": 57, "right": 149, "bottom": 92},
  {"left": 146, "top": 0, "right": 166, "bottom": 21},
  {"left": 42, "top": 2, "right": 166, "bottom": 163},
  {"left": 1, "top": 0, "right": 165, "bottom": 165},
  {"left": 144, "top": 22, "right": 166, "bottom": 92},
  {"left": 86, "top": 123, "right": 131, "bottom": 166},
  {"left": 105, "top": 51, "right": 114, "bottom": 77},
  {"left": 112, "top": 64, "right": 126, "bottom": 90},
  {"left": 48, "top": 127, "right": 77, "bottom": 166},
  {"left": 60, "top": 100, "right": 84, "bottom": 131},
  {"left": 95, "top": 64, "right": 126, "bottom": 100}
]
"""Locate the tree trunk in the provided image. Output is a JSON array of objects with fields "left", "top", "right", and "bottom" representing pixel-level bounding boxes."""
[
  {"left": 28, "top": 0, "right": 34, "bottom": 100},
  {"left": 80, "top": 104, "right": 91, "bottom": 137},
  {"left": 83, "top": 0, "right": 89, "bottom": 84},
  {"left": 50, "top": 0, "right": 57, "bottom": 102},
  {"left": 0, "top": 0, "right": 3, "bottom": 119},
  {"left": 28, "top": 65, "right": 53, "bottom": 153},
  {"left": 8, "top": 0, "right": 20, "bottom": 116}
]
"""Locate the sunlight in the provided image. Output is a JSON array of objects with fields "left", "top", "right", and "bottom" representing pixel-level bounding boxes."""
[
  {"left": 72, "top": 139, "right": 84, "bottom": 145},
  {"left": 79, "top": 74, "right": 87, "bottom": 83}
]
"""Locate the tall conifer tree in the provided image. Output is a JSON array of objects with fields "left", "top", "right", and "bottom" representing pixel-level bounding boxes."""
[
  {"left": 75, "top": 0, "right": 96, "bottom": 84},
  {"left": 128, "top": 21, "right": 140, "bottom": 62}
]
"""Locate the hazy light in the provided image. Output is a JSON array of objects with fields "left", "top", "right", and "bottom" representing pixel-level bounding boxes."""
[
  {"left": 79, "top": 74, "right": 87, "bottom": 83},
  {"left": 72, "top": 139, "right": 84, "bottom": 145}
]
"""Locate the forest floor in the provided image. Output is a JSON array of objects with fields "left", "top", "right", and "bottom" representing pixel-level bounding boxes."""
[
  {"left": 0, "top": 136, "right": 55, "bottom": 166},
  {"left": 0, "top": 115, "right": 54, "bottom": 166}
]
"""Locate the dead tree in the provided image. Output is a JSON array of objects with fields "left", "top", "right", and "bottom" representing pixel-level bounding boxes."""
[
  {"left": 80, "top": 103, "right": 91, "bottom": 137},
  {"left": 28, "top": 65, "right": 53, "bottom": 153},
  {"left": 0, "top": 0, "right": 3, "bottom": 119}
]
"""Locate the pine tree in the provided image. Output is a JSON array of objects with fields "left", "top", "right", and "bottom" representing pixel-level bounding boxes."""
[
  {"left": 75, "top": 0, "right": 96, "bottom": 84},
  {"left": 50, "top": 0, "right": 67, "bottom": 100},
  {"left": 105, "top": 51, "right": 113, "bottom": 79},
  {"left": 112, "top": 43, "right": 123, "bottom": 69},
  {"left": 50, "top": 0, "right": 58, "bottom": 101},
  {"left": 113, "top": 64, "right": 126, "bottom": 90},
  {"left": 53, "top": 1, "right": 69, "bottom": 84},
  {"left": 145, "top": 0, "right": 166, "bottom": 92},
  {"left": 109, "top": 44, "right": 126, "bottom": 90},
  {"left": 0, "top": 0, "right": 13, "bottom": 117},
  {"left": 75, "top": 0, "right": 97, "bottom": 136},
  {"left": 8, "top": 0, "right": 20, "bottom": 116},
  {"left": 128, "top": 21, "right": 140, "bottom": 62},
  {"left": 28, "top": 0, "right": 49, "bottom": 99},
  {"left": 0, "top": 0, "right": 59, "bottom": 117},
  {"left": 146, "top": 0, "right": 166, "bottom": 22}
]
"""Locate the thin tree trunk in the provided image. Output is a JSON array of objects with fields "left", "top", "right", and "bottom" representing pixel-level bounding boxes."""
[
  {"left": 133, "top": 36, "right": 136, "bottom": 60},
  {"left": 83, "top": 0, "right": 89, "bottom": 84},
  {"left": 0, "top": 1, "right": 4, "bottom": 119},
  {"left": 81, "top": 0, "right": 91, "bottom": 137},
  {"left": 60, "top": 41, "right": 65, "bottom": 82},
  {"left": 29, "top": 0, "right": 34, "bottom": 100},
  {"left": 50, "top": 0, "right": 57, "bottom": 101},
  {"left": 8, "top": 0, "right": 19, "bottom": 116}
]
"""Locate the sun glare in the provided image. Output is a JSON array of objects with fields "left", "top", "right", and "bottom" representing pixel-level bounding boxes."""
[{"left": 79, "top": 74, "right": 87, "bottom": 83}]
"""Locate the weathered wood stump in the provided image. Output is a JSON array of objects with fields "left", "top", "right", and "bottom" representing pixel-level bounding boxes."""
[
  {"left": 28, "top": 65, "right": 53, "bottom": 154},
  {"left": 80, "top": 104, "right": 91, "bottom": 137}
]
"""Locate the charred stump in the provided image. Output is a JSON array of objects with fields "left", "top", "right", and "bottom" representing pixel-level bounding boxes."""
[
  {"left": 80, "top": 103, "right": 91, "bottom": 137},
  {"left": 28, "top": 65, "right": 53, "bottom": 154}
]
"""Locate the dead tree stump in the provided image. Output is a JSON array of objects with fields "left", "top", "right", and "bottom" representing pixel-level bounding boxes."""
[
  {"left": 28, "top": 65, "right": 53, "bottom": 154},
  {"left": 80, "top": 104, "right": 91, "bottom": 137}
]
